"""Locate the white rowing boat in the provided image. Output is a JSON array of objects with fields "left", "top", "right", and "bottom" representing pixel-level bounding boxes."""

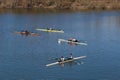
[
  {"left": 58, "top": 39, "right": 87, "bottom": 45},
  {"left": 46, "top": 56, "right": 86, "bottom": 67}
]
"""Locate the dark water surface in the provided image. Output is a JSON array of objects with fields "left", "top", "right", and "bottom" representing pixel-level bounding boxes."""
[{"left": 0, "top": 9, "right": 120, "bottom": 80}]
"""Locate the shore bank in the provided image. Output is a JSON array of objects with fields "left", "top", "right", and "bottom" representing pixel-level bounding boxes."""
[{"left": 0, "top": 0, "right": 120, "bottom": 10}]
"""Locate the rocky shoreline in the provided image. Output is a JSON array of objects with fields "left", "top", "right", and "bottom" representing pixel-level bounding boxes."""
[{"left": 0, "top": 0, "right": 120, "bottom": 10}]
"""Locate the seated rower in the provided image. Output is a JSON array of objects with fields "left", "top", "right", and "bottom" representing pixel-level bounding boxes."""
[
  {"left": 47, "top": 28, "right": 53, "bottom": 30},
  {"left": 58, "top": 56, "right": 65, "bottom": 62},
  {"left": 72, "top": 39, "right": 78, "bottom": 42},
  {"left": 68, "top": 37, "right": 73, "bottom": 41},
  {"left": 69, "top": 38, "right": 79, "bottom": 42},
  {"left": 25, "top": 30, "right": 30, "bottom": 34},
  {"left": 67, "top": 53, "right": 73, "bottom": 60},
  {"left": 49, "top": 28, "right": 52, "bottom": 30}
]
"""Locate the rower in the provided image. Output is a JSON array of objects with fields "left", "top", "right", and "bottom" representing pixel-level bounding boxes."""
[
  {"left": 59, "top": 56, "right": 65, "bottom": 62},
  {"left": 49, "top": 28, "right": 52, "bottom": 30},
  {"left": 24, "top": 30, "right": 30, "bottom": 35},
  {"left": 72, "top": 39, "right": 78, "bottom": 42},
  {"left": 69, "top": 37, "right": 78, "bottom": 42},
  {"left": 69, "top": 37, "right": 73, "bottom": 41},
  {"left": 67, "top": 53, "right": 73, "bottom": 60}
]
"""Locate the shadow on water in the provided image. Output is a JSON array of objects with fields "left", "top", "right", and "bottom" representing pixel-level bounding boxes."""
[
  {"left": 58, "top": 61, "right": 85, "bottom": 67},
  {"left": 0, "top": 8, "right": 78, "bottom": 14},
  {"left": 1, "top": 8, "right": 119, "bottom": 14}
]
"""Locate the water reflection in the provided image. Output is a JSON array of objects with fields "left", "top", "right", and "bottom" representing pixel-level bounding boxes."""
[
  {"left": 0, "top": 8, "right": 77, "bottom": 14},
  {"left": 57, "top": 61, "right": 85, "bottom": 67}
]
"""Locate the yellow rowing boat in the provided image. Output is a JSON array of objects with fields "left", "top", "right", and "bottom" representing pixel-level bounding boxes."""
[{"left": 36, "top": 28, "right": 64, "bottom": 33}]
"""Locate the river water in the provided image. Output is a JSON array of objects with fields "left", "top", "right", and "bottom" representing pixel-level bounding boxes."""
[{"left": 0, "top": 9, "right": 120, "bottom": 80}]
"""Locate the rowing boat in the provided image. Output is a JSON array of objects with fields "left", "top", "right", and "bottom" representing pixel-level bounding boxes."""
[
  {"left": 36, "top": 28, "right": 64, "bottom": 33},
  {"left": 58, "top": 39, "right": 87, "bottom": 45},
  {"left": 46, "top": 56, "right": 86, "bottom": 67},
  {"left": 15, "top": 31, "right": 40, "bottom": 36}
]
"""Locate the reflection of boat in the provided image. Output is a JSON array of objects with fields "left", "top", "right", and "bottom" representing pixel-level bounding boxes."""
[
  {"left": 14, "top": 31, "right": 40, "bottom": 36},
  {"left": 58, "top": 39, "right": 87, "bottom": 45},
  {"left": 36, "top": 28, "right": 64, "bottom": 33},
  {"left": 46, "top": 56, "right": 86, "bottom": 67}
]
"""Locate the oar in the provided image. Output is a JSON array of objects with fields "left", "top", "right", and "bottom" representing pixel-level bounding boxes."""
[
  {"left": 30, "top": 33, "right": 40, "bottom": 36},
  {"left": 49, "top": 57, "right": 59, "bottom": 60},
  {"left": 74, "top": 61, "right": 84, "bottom": 65}
]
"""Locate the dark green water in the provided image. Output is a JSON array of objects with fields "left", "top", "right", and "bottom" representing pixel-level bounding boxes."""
[{"left": 0, "top": 9, "right": 120, "bottom": 80}]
